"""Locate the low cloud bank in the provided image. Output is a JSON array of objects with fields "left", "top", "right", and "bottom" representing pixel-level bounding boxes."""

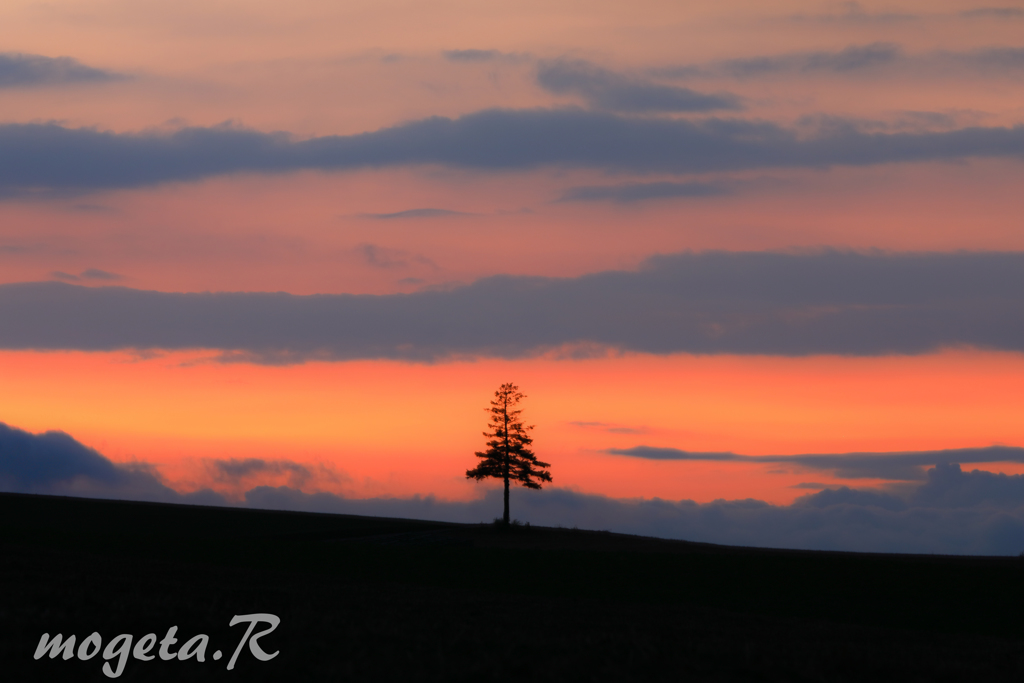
[
  {"left": 246, "top": 466, "right": 1024, "bottom": 556},
  {"left": 4, "top": 422, "right": 1024, "bottom": 555},
  {"left": 0, "top": 422, "right": 224, "bottom": 506},
  {"left": 2, "top": 250, "right": 1023, "bottom": 360}
]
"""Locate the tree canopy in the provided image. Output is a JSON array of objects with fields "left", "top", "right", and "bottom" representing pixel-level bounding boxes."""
[{"left": 466, "top": 382, "right": 552, "bottom": 525}]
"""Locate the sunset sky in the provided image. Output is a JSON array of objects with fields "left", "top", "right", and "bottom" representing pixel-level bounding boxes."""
[{"left": 2, "top": 0, "right": 1024, "bottom": 554}]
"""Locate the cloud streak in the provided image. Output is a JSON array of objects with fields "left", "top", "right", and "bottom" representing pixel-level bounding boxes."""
[
  {"left": 0, "top": 53, "right": 124, "bottom": 88},
  {"left": 2, "top": 250, "right": 1024, "bottom": 360},
  {"left": 656, "top": 43, "right": 1024, "bottom": 80},
  {"left": 357, "top": 208, "right": 474, "bottom": 219},
  {"left": 50, "top": 268, "right": 122, "bottom": 282},
  {"left": 557, "top": 181, "right": 731, "bottom": 202},
  {"left": 659, "top": 43, "right": 904, "bottom": 79},
  {"left": 3, "top": 112, "right": 1024, "bottom": 193},
  {"left": 536, "top": 59, "right": 743, "bottom": 112},
  {"left": 607, "top": 445, "right": 1024, "bottom": 481},
  {"left": 442, "top": 49, "right": 530, "bottom": 64},
  {"left": 960, "top": 7, "right": 1024, "bottom": 18}
]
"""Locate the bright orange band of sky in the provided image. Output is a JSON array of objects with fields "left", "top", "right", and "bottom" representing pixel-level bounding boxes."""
[{"left": 2, "top": 349, "right": 1021, "bottom": 505}]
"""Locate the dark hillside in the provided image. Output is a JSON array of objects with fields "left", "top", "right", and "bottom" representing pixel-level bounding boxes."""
[{"left": 2, "top": 492, "right": 1023, "bottom": 681}]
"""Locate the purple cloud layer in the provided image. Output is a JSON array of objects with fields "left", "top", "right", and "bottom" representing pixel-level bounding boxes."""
[
  {"left": 2, "top": 111, "right": 1024, "bottom": 194},
  {"left": 1, "top": 250, "right": 1022, "bottom": 361}
]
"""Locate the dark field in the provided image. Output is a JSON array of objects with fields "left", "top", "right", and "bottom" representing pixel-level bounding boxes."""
[{"left": 2, "top": 492, "right": 1023, "bottom": 681}]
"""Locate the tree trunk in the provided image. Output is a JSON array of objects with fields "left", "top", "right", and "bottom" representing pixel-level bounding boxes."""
[
  {"left": 503, "top": 472, "right": 510, "bottom": 525},
  {"left": 503, "top": 398, "right": 510, "bottom": 525}
]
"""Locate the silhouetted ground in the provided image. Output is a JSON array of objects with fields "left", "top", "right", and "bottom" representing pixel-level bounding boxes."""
[{"left": 2, "top": 492, "right": 1023, "bottom": 681}]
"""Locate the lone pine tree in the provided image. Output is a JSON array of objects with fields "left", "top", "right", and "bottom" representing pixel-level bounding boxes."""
[{"left": 466, "top": 383, "right": 552, "bottom": 525}]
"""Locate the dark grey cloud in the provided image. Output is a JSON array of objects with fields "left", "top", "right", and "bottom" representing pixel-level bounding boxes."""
[
  {"left": 557, "top": 181, "right": 730, "bottom": 203},
  {"left": 536, "top": 59, "right": 742, "bottom": 113},
  {"left": 607, "top": 445, "right": 1024, "bottom": 481},
  {"left": 0, "top": 422, "right": 223, "bottom": 505},
  {"left": 909, "top": 462, "right": 1024, "bottom": 508},
  {"left": 3, "top": 250, "right": 1024, "bottom": 360},
  {"left": 0, "top": 52, "right": 124, "bottom": 88},
  {"left": 794, "top": 485, "right": 908, "bottom": 511},
  {"left": 3, "top": 112, "right": 1024, "bottom": 194},
  {"left": 358, "top": 208, "right": 474, "bottom": 219}
]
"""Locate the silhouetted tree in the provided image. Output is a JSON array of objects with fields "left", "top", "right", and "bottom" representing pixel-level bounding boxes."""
[{"left": 466, "top": 383, "right": 552, "bottom": 525}]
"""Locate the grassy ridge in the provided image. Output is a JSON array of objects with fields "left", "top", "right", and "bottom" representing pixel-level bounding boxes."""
[{"left": 2, "top": 492, "right": 1024, "bottom": 681}]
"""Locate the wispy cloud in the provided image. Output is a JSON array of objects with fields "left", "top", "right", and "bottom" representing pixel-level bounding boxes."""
[
  {"left": 569, "top": 421, "right": 648, "bottom": 435},
  {"left": 657, "top": 43, "right": 903, "bottom": 79},
  {"left": 0, "top": 52, "right": 125, "bottom": 88},
  {"left": 785, "top": 2, "right": 919, "bottom": 25},
  {"left": 536, "top": 59, "right": 743, "bottom": 113},
  {"left": 50, "top": 271, "right": 80, "bottom": 282},
  {"left": 557, "top": 181, "right": 731, "bottom": 203},
  {"left": 959, "top": 7, "right": 1024, "bottom": 18},
  {"left": 205, "top": 457, "right": 347, "bottom": 495},
  {"left": 357, "top": 208, "right": 474, "bottom": 219},
  {"left": 49, "top": 268, "right": 122, "bottom": 282},
  {"left": 656, "top": 43, "right": 1024, "bottom": 80},
  {"left": 443, "top": 49, "right": 529, "bottom": 63},
  {"left": 210, "top": 457, "right": 313, "bottom": 483},
  {"left": 355, "top": 243, "right": 437, "bottom": 270},
  {"left": 606, "top": 445, "right": 1024, "bottom": 481},
  {"left": 81, "top": 268, "right": 122, "bottom": 281}
]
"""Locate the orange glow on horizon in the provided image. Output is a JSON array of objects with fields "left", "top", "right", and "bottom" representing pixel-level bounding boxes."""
[{"left": 2, "top": 349, "right": 1022, "bottom": 506}]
